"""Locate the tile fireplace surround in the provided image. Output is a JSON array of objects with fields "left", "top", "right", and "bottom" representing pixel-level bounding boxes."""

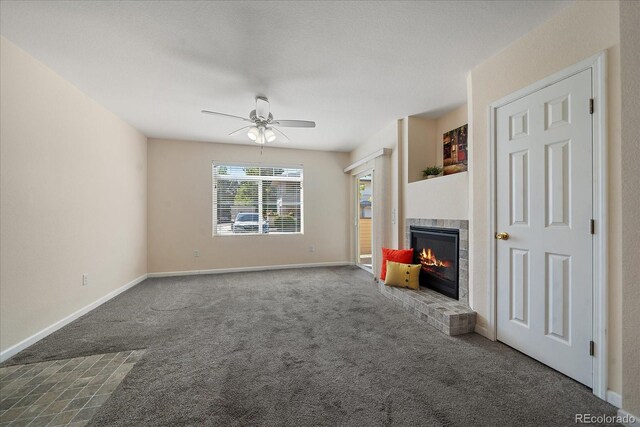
[
  {"left": 374, "top": 218, "right": 475, "bottom": 336},
  {"left": 405, "top": 218, "right": 469, "bottom": 306}
]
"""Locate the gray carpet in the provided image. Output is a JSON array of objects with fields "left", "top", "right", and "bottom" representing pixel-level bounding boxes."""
[{"left": 3, "top": 266, "right": 618, "bottom": 426}]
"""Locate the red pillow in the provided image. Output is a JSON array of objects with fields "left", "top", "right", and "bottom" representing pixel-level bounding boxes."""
[{"left": 380, "top": 248, "right": 414, "bottom": 280}]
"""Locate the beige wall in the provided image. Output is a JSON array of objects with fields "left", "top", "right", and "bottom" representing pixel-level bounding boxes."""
[
  {"left": 349, "top": 122, "right": 399, "bottom": 167},
  {"left": 0, "top": 37, "right": 147, "bottom": 354},
  {"left": 467, "top": 0, "right": 622, "bottom": 393},
  {"left": 407, "top": 117, "right": 437, "bottom": 183},
  {"left": 147, "top": 139, "right": 350, "bottom": 273},
  {"left": 619, "top": 0, "right": 640, "bottom": 417},
  {"left": 405, "top": 173, "right": 468, "bottom": 220}
]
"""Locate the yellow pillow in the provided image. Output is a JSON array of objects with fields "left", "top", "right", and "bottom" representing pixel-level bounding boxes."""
[{"left": 384, "top": 261, "right": 421, "bottom": 290}]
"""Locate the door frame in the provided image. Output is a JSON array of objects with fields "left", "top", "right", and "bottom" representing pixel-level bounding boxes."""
[
  {"left": 355, "top": 168, "right": 374, "bottom": 272},
  {"left": 487, "top": 52, "right": 608, "bottom": 399}
]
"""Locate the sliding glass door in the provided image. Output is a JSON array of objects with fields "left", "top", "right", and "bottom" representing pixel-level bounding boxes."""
[{"left": 356, "top": 171, "right": 373, "bottom": 271}]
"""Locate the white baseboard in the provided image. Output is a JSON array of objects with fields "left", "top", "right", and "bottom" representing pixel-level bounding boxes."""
[
  {"left": 147, "top": 261, "right": 354, "bottom": 278},
  {"left": 0, "top": 273, "right": 148, "bottom": 363},
  {"left": 617, "top": 408, "right": 640, "bottom": 427},
  {"left": 607, "top": 390, "right": 622, "bottom": 408},
  {"left": 474, "top": 324, "right": 490, "bottom": 339}
]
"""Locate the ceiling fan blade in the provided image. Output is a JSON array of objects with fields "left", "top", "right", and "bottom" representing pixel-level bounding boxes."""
[
  {"left": 228, "top": 125, "right": 252, "bottom": 137},
  {"left": 202, "top": 110, "right": 252, "bottom": 122},
  {"left": 256, "top": 97, "right": 270, "bottom": 120},
  {"left": 272, "top": 120, "right": 316, "bottom": 128},
  {"left": 271, "top": 127, "right": 290, "bottom": 142}
]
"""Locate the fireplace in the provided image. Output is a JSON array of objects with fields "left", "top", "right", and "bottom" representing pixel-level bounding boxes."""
[{"left": 410, "top": 226, "right": 459, "bottom": 300}]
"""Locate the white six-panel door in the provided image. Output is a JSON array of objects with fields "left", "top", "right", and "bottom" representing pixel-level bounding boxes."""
[{"left": 496, "top": 69, "right": 593, "bottom": 386}]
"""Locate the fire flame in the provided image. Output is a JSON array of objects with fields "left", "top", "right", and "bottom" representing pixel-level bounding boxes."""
[{"left": 419, "top": 248, "right": 450, "bottom": 268}]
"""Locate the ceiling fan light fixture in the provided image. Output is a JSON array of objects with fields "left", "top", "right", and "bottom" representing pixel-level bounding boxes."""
[
  {"left": 264, "top": 128, "right": 276, "bottom": 143},
  {"left": 247, "top": 126, "right": 259, "bottom": 141}
]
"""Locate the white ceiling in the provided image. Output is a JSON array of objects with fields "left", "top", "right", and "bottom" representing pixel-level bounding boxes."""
[{"left": 0, "top": 1, "right": 571, "bottom": 151}]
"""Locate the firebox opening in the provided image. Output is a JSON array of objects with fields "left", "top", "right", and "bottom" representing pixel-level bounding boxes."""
[{"left": 410, "top": 226, "right": 459, "bottom": 300}]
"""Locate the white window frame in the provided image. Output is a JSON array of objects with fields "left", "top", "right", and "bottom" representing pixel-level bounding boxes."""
[{"left": 212, "top": 162, "right": 304, "bottom": 237}]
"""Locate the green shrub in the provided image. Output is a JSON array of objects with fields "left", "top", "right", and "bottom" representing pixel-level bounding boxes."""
[{"left": 272, "top": 215, "right": 298, "bottom": 231}]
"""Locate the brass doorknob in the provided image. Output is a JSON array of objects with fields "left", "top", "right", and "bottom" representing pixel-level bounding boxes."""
[{"left": 495, "top": 232, "right": 510, "bottom": 240}]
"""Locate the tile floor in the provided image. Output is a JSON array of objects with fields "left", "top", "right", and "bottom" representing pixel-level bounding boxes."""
[{"left": 0, "top": 350, "right": 144, "bottom": 426}]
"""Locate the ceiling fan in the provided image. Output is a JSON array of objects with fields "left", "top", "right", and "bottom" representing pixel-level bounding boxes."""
[{"left": 202, "top": 97, "right": 315, "bottom": 145}]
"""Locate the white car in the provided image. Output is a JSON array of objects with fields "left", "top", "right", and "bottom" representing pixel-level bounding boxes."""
[{"left": 231, "top": 213, "right": 269, "bottom": 234}]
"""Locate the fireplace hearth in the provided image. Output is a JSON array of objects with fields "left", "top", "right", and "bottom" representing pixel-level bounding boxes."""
[
  {"left": 375, "top": 218, "right": 474, "bottom": 333},
  {"left": 410, "top": 226, "right": 459, "bottom": 300}
]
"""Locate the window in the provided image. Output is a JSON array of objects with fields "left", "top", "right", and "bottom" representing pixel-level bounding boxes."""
[{"left": 212, "top": 164, "right": 303, "bottom": 236}]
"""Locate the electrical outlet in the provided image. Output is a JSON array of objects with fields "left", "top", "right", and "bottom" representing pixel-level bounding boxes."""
[
  {"left": 193, "top": 249, "right": 200, "bottom": 257},
  {"left": 82, "top": 274, "right": 88, "bottom": 286},
  {"left": 309, "top": 245, "right": 316, "bottom": 253}
]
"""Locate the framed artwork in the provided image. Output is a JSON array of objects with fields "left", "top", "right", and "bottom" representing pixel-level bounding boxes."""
[{"left": 443, "top": 123, "right": 468, "bottom": 175}]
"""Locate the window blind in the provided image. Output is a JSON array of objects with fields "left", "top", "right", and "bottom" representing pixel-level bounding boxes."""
[{"left": 212, "top": 164, "right": 303, "bottom": 236}]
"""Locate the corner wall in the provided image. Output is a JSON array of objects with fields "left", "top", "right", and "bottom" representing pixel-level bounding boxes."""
[
  {"left": 467, "top": 0, "right": 622, "bottom": 394},
  {"left": 619, "top": 0, "right": 640, "bottom": 418},
  {"left": 349, "top": 122, "right": 401, "bottom": 254},
  {"left": 0, "top": 37, "right": 148, "bottom": 355},
  {"left": 405, "top": 105, "right": 469, "bottom": 221},
  {"left": 147, "top": 139, "right": 351, "bottom": 273}
]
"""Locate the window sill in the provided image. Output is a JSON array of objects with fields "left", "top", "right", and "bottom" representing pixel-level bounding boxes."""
[{"left": 212, "top": 232, "right": 304, "bottom": 237}]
